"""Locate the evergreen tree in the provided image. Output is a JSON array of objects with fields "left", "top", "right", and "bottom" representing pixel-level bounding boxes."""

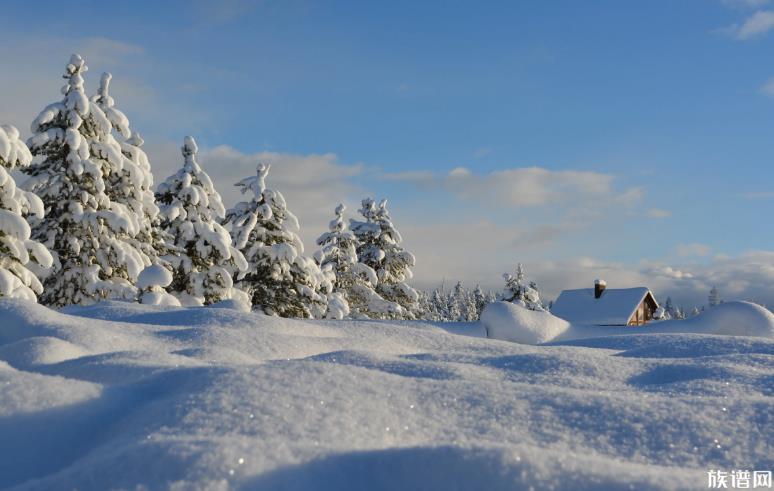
[
  {"left": 0, "top": 125, "right": 54, "bottom": 300},
  {"left": 664, "top": 297, "right": 677, "bottom": 319},
  {"left": 690, "top": 306, "right": 701, "bottom": 317},
  {"left": 708, "top": 286, "right": 721, "bottom": 307},
  {"left": 91, "top": 72, "right": 165, "bottom": 265},
  {"left": 502, "top": 263, "right": 544, "bottom": 311},
  {"left": 351, "top": 198, "right": 418, "bottom": 319},
  {"left": 225, "top": 163, "right": 331, "bottom": 318},
  {"left": 23, "top": 54, "right": 146, "bottom": 306},
  {"left": 155, "top": 136, "right": 248, "bottom": 306},
  {"left": 473, "top": 284, "right": 488, "bottom": 319},
  {"left": 429, "top": 287, "right": 446, "bottom": 320},
  {"left": 314, "top": 203, "right": 399, "bottom": 319}
]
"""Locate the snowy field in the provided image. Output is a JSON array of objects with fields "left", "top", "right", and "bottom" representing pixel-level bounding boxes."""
[{"left": 0, "top": 299, "right": 772, "bottom": 490}]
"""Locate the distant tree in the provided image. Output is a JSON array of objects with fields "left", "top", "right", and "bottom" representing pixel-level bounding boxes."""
[
  {"left": 708, "top": 286, "right": 721, "bottom": 308},
  {"left": 664, "top": 297, "right": 677, "bottom": 319},
  {"left": 502, "top": 263, "right": 544, "bottom": 311},
  {"left": 690, "top": 306, "right": 701, "bottom": 317},
  {"left": 314, "top": 203, "right": 399, "bottom": 319}
]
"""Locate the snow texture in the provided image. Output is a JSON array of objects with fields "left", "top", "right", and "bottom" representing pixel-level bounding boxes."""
[{"left": 0, "top": 298, "right": 771, "bottom": 490}]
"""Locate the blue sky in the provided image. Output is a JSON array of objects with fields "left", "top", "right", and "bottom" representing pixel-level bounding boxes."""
[{"left": 2, "top": 0, "right": 774, "bottom": 307}]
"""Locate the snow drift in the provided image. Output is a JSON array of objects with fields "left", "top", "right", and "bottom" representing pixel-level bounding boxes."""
[
  {"left": 481, "top": 301, "right": 774, "bottom": 345},
  {"left": 480, "top": 301, "right": 570, "bottom": 344},
  {"left": 0, "top": 298, "right": 772, "bottom": 490}
]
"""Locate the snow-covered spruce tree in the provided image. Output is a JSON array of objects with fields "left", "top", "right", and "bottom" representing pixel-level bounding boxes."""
[
  {"left": 473, "top": 284, "right": 489, "bottom": 320},
  {"left": 314, "top": 203, "right": 399, "bottom": 319},
  {"left": 690, "top": 306, "right": 701, "bottom": 317},
  {"left": 0, "top": 125, "right": 54, "bottom": 300},
  {"left": 225, "top": 163, "right": 330, "bottom": 318},
  {"left": 91, "top": 72, "right": 166, "bottom": 265},
  {"left": 350, "top": 198, "right": 418, "bottom": 319},
  {"left": 664, "top": 297, "right": 677, "bottom": 319},
  {"left": 22, "top": 55, "right": 147, "bottom": 306},
  {"left": 155, "top": 136, "right": 248, "bottom": 306},
  {"left": 502, "top": 263, "right": 545, "bottom": 311},
  {"left": 708, "top": 286, "right": 721, "bottom": 308}
]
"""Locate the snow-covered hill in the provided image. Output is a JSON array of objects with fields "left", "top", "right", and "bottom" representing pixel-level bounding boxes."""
[{"left": 0, "top": 299, "right": 772, "bottom": 490}]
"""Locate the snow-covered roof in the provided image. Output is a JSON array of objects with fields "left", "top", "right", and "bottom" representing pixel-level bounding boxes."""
[{"left": 551, "top": 287, "right": 656, "bottom": 326}]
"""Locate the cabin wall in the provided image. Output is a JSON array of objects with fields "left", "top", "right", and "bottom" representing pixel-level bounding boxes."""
[{"left": 627, "top": 299, "right": 655, "bottom": 326}]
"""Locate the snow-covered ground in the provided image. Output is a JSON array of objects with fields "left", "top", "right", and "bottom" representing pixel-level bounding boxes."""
[{"left": 0, "top": 299, "right": 772, "bottom": 490}]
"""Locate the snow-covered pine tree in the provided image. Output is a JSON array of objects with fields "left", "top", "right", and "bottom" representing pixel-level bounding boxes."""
[
  {"left": 473, "top": 284, "right": 488, "bottom": 319},
  {"left": 502, "top": 263, "right": 544, "bottom": 311},
  {"left": 225, "top": 163, "right": 330, "bottom": 318},
  {"left": 350, "top": 198, "right": 418, "bottom": 319},
  {"left": 155, "top": 136, "right": 248, "bottom": 306},
  {"left": 0, "top": 125, "right": 54, "bottom": 300},
  {"left": 708, "top": 286, "right": 721, "bottom": 307},
  {"left": 428, "top": 287, "right": 446, "bottom": 320},
  {"left": 91, "top": 72, "right": 166, "bottom": 265},
  {"left": 22, "top": 54, "right": 147, "bottom": 306},
  {"left": 314, "top": 203, "right": 399, "bottom": 319},
  {"left": 664, "top": 297, "right": 677, "bottom": 319},
  {"left": 690, "top": 306, "right": 701, "bottom": 317}
]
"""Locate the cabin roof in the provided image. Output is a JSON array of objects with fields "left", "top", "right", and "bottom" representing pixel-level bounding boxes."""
[{"left": 551, "top": 287, "right": 657, "bottom": 325}]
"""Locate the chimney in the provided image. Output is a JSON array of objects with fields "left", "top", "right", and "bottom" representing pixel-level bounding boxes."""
[{"left": 594, "top": 279, "right": 606, "bottom": 299}]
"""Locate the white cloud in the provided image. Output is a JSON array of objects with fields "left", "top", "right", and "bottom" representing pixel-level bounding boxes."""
[
  {"left": 387, "top": 166, "right": 642, "bottom": 209},
  {"left": 646, "top": 208, "right": 672, "bottom": 218},
  {"left": 723, "top": 10, "right": 774, "bottom": 39},
  {"left": 742, "top": 191, "right": 774, "bottom": 199},
  {"left": 760, "top": 77, "right": 774, "bottom": 97},
  {"left": 721, "top": 0, "right": 770, "bottom": 8},
  {"left": 0, "top": 36, "right": 210, "bottom": 140},
  {"left": 675, "top": 243, "right": 712, "bottom": 257}
]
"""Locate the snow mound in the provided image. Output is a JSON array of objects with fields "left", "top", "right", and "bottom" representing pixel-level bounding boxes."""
[
  {"left": 659, "top": 301, "right": 774, "bottom": 337},
  {"left": 137, "top": 265, "right": 173, "bottom": 290},
  {"left": 0, "top": 336, "right": 91, "bottom": 368},
  {"left": 480, "top": 301, "right": 570, "bottom": 344},
  {"left": 0, "top": 299, "right": 772, "bottom": 489},
  {"left": 554, "top": 301, "right": 774, "bottom": 343}
]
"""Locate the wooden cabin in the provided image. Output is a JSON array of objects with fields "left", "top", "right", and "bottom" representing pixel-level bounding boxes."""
[{"left": 551, "top": 279, "right": 659, "bottom": 326}]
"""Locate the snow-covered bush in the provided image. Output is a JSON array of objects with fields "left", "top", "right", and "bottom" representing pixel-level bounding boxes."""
[
  {"left": 502, "top": 263, "right": 544, "bottom": 312},
  {"left": 350, "top": 198, "right": 418, "bottom": 319},
  {"left": 137, "top": 264, "right": 180, "bottom": 306},
  {"left": 22, "top": 54, "right": 146, "bottom": 306},
  {"left": 315, "top": 203, "right": 400, "bottom": 319},
  {"left": 155, "top": 136, "right": 248, "bottom": 306},
  {"left": 0, "top": 125, "right": 54, "bottom": 301},
  {"left": 225, "top": 163, "right": 330, "bottom": 318}
]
